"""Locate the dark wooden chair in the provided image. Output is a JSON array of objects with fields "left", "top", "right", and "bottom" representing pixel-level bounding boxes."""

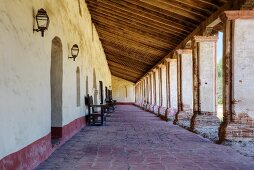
[
  {"left": 85, "top": 94, "right": 106, "bottom": 126},
  {"left": 105, "top": 98, "right": 117, "bottom": 113}
]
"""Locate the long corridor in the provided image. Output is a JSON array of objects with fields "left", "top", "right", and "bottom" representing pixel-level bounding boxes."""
[{"left": 37, "top": 105, "right": 254, "bottom": 170}]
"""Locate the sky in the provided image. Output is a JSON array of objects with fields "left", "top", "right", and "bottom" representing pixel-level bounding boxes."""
[{"left": 216, "top": 32, "right": 223, "bottom": 62}]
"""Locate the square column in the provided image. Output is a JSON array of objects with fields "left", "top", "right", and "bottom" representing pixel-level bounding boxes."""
[
  {"left": 158, "top": 64, "right": 167, "bottom": 117},
  {"left": 150, "top": 68, "right": 158, "bottom": 114},
  {"left": 165, "top": 59, "right": 178, "bottom": 121},
  {"left": 174, "top": 49, "right": 193, "bottom": 129},
  {"left": 149, "top": 72, "right": 153, "bottom": 109},
  {"left": 190, "top": 36, "right": 220, "bottom": 137},
  {"left": 219, "top": 10, "right": 254, "bottom": 142},
  {"left": 144, "top": 76, "right": 150, "bottom": 110},
  {"left": 149, "top": 72, "right": 156, "bottom": 112},
  {"left": 153, "top": 68, "right": 160, "bottom": 114}
]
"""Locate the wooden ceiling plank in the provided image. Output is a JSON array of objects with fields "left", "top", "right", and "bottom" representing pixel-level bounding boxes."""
[
  {"left": 108, "top": 61, "right": 143, "bottom": 75},
  {"left": 120, "top": 0, "right": 200, "bottom": 26},
  {"left": 110, "top": 66, "right": 142, "bottom": 77},
  {"left": 98, "top": 28, "right": 173, "bottom": 51},
  {"left": 139, "top": 2, "right": 233, "bottom": 80},
  {"left": 111, "top": 72, "right": 137, "bottom": 82},
  {"left": 96, "top": 24, "right": 180, "bottom": 48},
  {"left": 173, "top": 0, "right": 219, "bottom": 12},
  {"left": 106, "top": 53, "right": 150, "bottom": 69},
  {"left": 195, "top": 0, "right": 226, "bottom": 7},
  {"left": 121, "top": 0, "right": 201, "bottom": 24},
  {"left": 105, "top": 49, "right": 153, "bottom": 66},
  {"left": 106, "top": 56, "right": 148, "bottom": 72},
  {"left": 100, "top": 38, "right": 169, "bottom": 56},
  {"left": 92, "top": 18, "right": 183, "bottom": 43},
  {"left": 103, "top": 42, "right": 159, "bottom": 63},
  {"left": 157, "top": 0, "right": 213, "bottom": 17},
  {"left": 107, "top": 60, "right": 145, "bottom": 74},
  {"left": 87, "top": 3, "right": 190, "bottom": 36},
  {"left": 104, "top": 45, "right": 155, "bottom": 65},
  {"left": 88, "top": 0, "right": 195, "bottom": 32},
  {"left": 90, "top": 13, "right": 186, "bottom": 40}
]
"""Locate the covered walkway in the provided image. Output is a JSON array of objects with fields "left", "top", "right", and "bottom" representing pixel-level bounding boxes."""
[{"left": 37, "top": 105, "right": 254, "bottom": 170}]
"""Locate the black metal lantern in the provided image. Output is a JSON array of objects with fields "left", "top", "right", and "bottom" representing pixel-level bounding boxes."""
[
  {"left": 69, "top": 44, "right": 79, "bottom": 61},
  {"left": 33, "top": 8, "right": 50, "bottom": 37}
]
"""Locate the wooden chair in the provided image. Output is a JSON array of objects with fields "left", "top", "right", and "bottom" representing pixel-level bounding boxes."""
[
  {"left": 105, "top": 98, "right": 116, "bottom": 113},
  {"left": 85, "top": 94, "right": 106, "bottom": 126}
]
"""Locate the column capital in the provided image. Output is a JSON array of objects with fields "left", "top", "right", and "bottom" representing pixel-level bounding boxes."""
[
  {"left": 193, "top": 35, "right": 218, "bottom": 42},
  {"left": 152, "top": 68, "right": 157, "bottom": 72},
  {"left": 157, "top": 64, "right": 164, "bottom": 68},
  {"left": 176, "top": 49, "right": 192, "bottom": 55},
  {"left": 165, "top": 58, "right": 177, "bottom": 62},
  {"left": 220, "top": 10, "right": 254, "bottom": 22}
]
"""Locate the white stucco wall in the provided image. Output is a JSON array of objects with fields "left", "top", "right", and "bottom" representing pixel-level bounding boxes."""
[
  {"left": 199, "top": 42, "right": 216, "bottom": 112},
  {"left": 112, "top": 76, "right": 135, "bottom": 103},
  {"left": 155, "top": 70, "right": 160, "bottom": 105},
  {"left": 170, "top": 60, "right": 178, "bottom": 109},
  {"left": 0, "top": 0, "right": 111, "bottom": 159},
  {"left": 150, "top": 73, "right": 155, "bottom": 105},
  {"left": 161, "top": 66, "right": 167, "bottom": 107},
  {"left": 181, "top": 53, "right": 193, "bottom": 110},
  {"left": 233, "top": 19, "right": 254, "bottom": 118}
]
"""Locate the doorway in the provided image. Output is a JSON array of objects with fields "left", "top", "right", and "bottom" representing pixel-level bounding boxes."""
[{"left": 50, "top": 37, "right": 63, "bottom": 144}]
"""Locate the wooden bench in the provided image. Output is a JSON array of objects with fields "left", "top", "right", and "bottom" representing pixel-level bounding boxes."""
[{"left": 85, "top": 95, "right": 106, "bottom": 126}]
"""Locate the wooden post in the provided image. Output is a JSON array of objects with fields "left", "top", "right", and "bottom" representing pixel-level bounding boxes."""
[
  {"left": 165, "top": 59, "right": 171, "bottom": 119},
  {"left": 219, "top": 13, "right": 233, "bottom": 143},
  {"left": 153, "top": 69, "right": 157, "bottom": 106},
  {"left": 174, "top": 52, "right": 182, "bottom": 124}
]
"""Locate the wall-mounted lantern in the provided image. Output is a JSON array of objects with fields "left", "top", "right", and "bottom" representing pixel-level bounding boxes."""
[
  {"left": 33, "top": 8, "right": 50, "bottom": 37},
  {"left": 68, "top": 44, "right": 79, "bottom": 61}
]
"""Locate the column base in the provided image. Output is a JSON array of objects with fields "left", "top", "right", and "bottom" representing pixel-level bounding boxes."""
[
  {"left": 219, "top": 113, "right": 254, "bottom": 142},
  {"left": 146, "top": 103, "right": 152, "bottom": 111},
  {"left": 165, "top": 107, "right": 178, "bottom": 121},
  {"left": 158, "top": 107, "right": 167, "bottom": 120},
  {"left": 190, "top": 112, "right": 221, "bottom": 142},
  {"left": 174, "top": 110, "right": 193, "bottom": 129},
  {"left": 153, "top": 105, "right": 159, "bottom": 115},
  {"left": 148, "top": 104, "right": 154, "bottom": 112}
]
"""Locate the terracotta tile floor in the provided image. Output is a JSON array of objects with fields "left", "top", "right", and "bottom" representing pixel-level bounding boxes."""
[{"left": 36, "top": 105, "right": 254, "bottom": 170}]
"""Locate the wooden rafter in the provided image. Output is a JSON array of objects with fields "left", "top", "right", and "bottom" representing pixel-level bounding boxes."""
[{"left": 85, "top": 0, "right": 233, "bottom": 82}]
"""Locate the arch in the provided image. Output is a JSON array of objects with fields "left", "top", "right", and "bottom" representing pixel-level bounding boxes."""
[
  {"left": 76, "top": 67, "right": 81, "bottom": 106},
  {"left": 50, "top": 36, "right": 63, "bottom": 140}
]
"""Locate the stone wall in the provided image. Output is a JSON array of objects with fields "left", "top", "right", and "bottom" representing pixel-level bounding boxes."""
[{"left": 0, "top": 0, "right": 111, "bottom": 160}]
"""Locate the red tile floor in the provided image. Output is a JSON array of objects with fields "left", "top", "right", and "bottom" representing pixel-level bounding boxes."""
[{"left": 36, "top": 105, "right": 254, "bottom": 170}]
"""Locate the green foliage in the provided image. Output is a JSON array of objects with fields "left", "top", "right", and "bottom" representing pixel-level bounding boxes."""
[{"left": 217, "top": 59, "right": 223, "bottom": 104}]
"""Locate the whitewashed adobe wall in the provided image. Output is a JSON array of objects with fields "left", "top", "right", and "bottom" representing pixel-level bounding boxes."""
[
  {"left": 112, "top": 76, "right": 135, "bottom": 103},
  {"left": 169, "top": 60, "right": 178, "bottom": 110},
  {"left": 0, "top": 0, "right": 111, "bottom": 159},
  {"left": 181, "top": 53, "right": 193, "bottom": 111},
  {"left": 199, "top": 42, "right": 216, "bottom": 113},
  {"left": 232, "top": 19, "right": 254, "bottom": 118}
]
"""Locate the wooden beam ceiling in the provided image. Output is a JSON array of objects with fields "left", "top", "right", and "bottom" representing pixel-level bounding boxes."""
[{"left": 85, "top": 0, "right": 233, "bottom": 82}]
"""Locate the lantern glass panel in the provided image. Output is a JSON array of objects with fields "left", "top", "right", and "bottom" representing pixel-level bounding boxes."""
[
  {"left": 36, "top": 17, "right": 48, "bottom": 29},
  {"left": 71, "top": 45, "right": 79, "bottom": 57}
]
